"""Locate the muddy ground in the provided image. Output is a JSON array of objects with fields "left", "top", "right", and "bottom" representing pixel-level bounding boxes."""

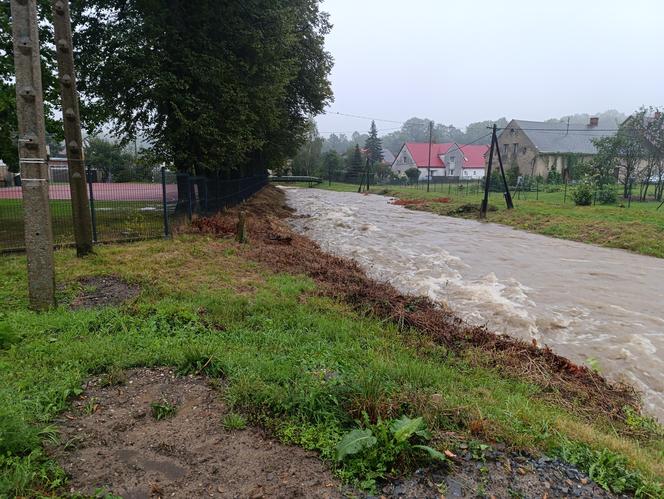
[
  {"left": 51, "top": 368, "right": 344, "bottom": 499},
  {"left": 70, "top": 276, "right": 140, "bottom": 310},
  {"left": 51, "top": 369, "right": 623, "bottom": 499}
]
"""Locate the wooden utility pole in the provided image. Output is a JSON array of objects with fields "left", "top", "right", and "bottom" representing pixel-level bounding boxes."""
[
  {"left": 52, "top": 0, "right": 93, "bottom": 256},
  {"left": 480, "top": 124, "right": 514, "bottom": 219},
  {"left": 493, "top": 127, "right": 514, "bottom": 209},
  {"left": 11, "top": 0, "right": 56, "bottom": 309},
  {"left": 426, "top": 121, "right": 433, "bottom": 192}
]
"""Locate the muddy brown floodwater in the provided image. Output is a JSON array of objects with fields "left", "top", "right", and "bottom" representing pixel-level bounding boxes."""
[{"left": 285, "top": 188, "right": 664, "bottom": 421}]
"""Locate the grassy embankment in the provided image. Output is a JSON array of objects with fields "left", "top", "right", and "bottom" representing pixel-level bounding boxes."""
[
  {"left": 315, "top": 181, "right": 664, "bottom": 259},
  {"left": 1, "top": 191, "right": 663, "bottom": 496}
]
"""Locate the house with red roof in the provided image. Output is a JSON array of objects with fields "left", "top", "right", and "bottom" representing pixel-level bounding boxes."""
[{"left": 391, "top": 142, "right": 489, "bottom": 180}]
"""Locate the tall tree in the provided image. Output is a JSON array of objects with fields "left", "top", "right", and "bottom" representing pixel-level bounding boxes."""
[
  {"left": 364, "top": 120, "right": 383, "bottom": 164},
  {"left": 71, "top": 0, "right": 333, "bottom": 203}
]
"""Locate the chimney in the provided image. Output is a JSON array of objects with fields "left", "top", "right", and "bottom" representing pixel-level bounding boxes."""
[{"left": 589, "top": 117, "right": 599, "bottom": 127}]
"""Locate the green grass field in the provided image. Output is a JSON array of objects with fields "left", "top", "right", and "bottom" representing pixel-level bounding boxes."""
[
  {"left": 310, "top": 182, "right": 664, "bottom": 259},
  {"left": 1, "top": 236, "right": 663, "bottom": 496},
  {"left": 0, "top": 199, "right": 166, "bottom": 251}
]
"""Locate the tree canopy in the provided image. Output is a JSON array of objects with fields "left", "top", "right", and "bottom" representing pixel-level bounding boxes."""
[{"left": 70, "top": 0, "right": 333, "bottom": 176}]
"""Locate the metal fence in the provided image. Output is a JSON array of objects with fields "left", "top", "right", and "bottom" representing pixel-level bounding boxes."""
[{"left": 0, "top": 169, "right": 268, "bottom": 253}]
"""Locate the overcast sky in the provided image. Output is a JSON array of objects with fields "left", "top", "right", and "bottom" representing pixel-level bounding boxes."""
[{"left": 316, "top": 0, "right": 663, "bottom": 136}]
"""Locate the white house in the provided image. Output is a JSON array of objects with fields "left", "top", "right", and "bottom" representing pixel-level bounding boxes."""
[{"left": 391, "top": 142, "right": 489, "bottom": 180}]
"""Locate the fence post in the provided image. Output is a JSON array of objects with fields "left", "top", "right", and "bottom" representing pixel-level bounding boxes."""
[
  {"left": 87, "top": 166, "right": 98, "bottom": 242},
  {"left": 161, "top": 166, "right": 170, "bottom": 238},
  {"left": 536, "top": 179, "right": 539, "bottom": 200},
  {"left": 563, "top": 180, "right": 567, "bottom": 204},
  {"left": 187, "top": 174, "right": 193, "bottom": 221}
]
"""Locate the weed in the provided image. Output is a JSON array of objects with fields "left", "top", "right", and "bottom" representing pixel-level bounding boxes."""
[
  {"left": 176, "top": 345, "right": 225, "bottom": 377},
  {"left": 83, "top": 397, "right": 99, "bottom": 416},
  {"left": 556, "top": 438, "right": 663, "bottom": 496},
  {"left": 150, "top": 400, "right": 177, "bottom": 421},
  {"left": 335, "top": 414, "right": 445, "bottom": 491},
  {"left": 99, "top": 366, "right": 127, "bottom": 387},
  {"left": 623, "top": 406, "right": 664, "bottom": 437},
  {"left": 221, "top": 413, "right": 247, "bottom": 430}
]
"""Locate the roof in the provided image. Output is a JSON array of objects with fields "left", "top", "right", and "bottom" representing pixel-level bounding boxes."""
[
  {"left": 382, "top": 148, "right": 396, "bottom": 164},
  {"left": 446, "top": 144, "right": 489, "bottom": 169},
  {"left": 511, "top": 119, "right": 618, "bottom": 155},
  {"left": 403, "top": 142, "right": 455, "bottom": 168},
  {"left": 400, "top": 142, "right": 489, "bottom": 169}
]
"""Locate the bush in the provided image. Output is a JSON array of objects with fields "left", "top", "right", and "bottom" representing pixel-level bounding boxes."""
[
  {"left": 573, "top": 183, "right": 594, "bottom": 206},
  {"left": 404, "top": 167, "right": 420, "bottom": 185},
  {"left": 597, "top": 187, "right": 617, "bottom": 205}
]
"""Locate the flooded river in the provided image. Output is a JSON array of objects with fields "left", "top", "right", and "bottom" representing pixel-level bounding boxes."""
[{"left": 285, "top": 188, "right": 664, "bottom": 420}]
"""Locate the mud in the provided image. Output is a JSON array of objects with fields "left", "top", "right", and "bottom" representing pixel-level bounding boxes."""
[
  {"left": 51, "top": 368, "right": 344, "bottom": 499},
  {"left": 380, "top": 451, "right": 622, "bottom": 498},
  {"left": 70, "top": 276, "right": 140, "bottom": 310}
]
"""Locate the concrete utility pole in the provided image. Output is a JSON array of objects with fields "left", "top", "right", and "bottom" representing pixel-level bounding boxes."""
[
  {"left": 11, "top": 0, "right": 56, "bottom": 309},
  {"left": 52, "top": 0, "right": 93, "bottom": 256},
  {"left": 426, "top": 120, "right": 433, "bottom": 192}
]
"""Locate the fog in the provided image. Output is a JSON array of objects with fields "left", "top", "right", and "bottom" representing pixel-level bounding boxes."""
[{"left": 317, "top": 0, "right": 663, "bottom": 136}]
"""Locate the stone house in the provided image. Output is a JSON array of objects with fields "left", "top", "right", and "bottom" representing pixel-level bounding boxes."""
[
  {"left": 392, "top": 142, "right": 489, "bottom": 180},
  {"left": 493, "top": 118, "right": 617, "bottom": 179}
]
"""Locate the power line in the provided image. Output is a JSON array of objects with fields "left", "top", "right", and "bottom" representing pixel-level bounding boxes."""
[{"left": 323, "top": 111, "right": 404, "bottom": 124}]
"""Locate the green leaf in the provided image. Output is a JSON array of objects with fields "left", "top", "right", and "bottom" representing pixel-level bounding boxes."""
[
  {"left": 414, "top": 445, "right": 447, "bottom": 462},
  {"left": 390, "top": 416, "right": 426, "bottom": 443},
  {"left": 335, "top": 429, "right": 377, "bottom": 461}
]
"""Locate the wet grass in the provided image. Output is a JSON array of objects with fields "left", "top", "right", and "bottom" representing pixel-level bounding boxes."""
[
  {"left": 0, "top": 236, "right": 662, "bottom": 496},
  {"left": 310, "top": 182, "right": 664, "bottom": 259}
]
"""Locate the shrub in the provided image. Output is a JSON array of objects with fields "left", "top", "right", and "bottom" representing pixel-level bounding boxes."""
[
  {"left": 573, "top": 182, "right": 594, "bottom": 206},
  {"left": 404, "top": 167, "right": 420, "bottom": 185},
  {"left": 597, "top": 187, "right": 617, "bottom": 205}
]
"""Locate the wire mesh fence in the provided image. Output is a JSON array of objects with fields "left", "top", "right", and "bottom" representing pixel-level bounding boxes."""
[
  {"left": 321, "top": 170, "right": 664, "bottom": 208},
  {"left": 0, "top": 168, "right": 268, "bottom": 253}
]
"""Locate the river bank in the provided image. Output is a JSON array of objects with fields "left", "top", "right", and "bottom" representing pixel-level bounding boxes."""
[{"left": 0, "top": 186, "right": 662, "bottom": 497}]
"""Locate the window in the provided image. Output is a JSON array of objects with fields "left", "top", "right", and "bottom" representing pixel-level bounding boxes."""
[
  {"left": 513, "top": 143, "right": 518, "bottom": 155},
  {"left": 522, "top": 146, "right": 527, "bottom": 155},
  {"left": 449, "top": 155, "right": 456, "bottom": 167},
  {"left": 464, "top": 170, "right": 469, "bottom": 176},
  {"left": 403, "top": 155, "right": 408, "bottom": 164},
  {"left": 503, "top": 144, "right": 509, "bottom": 156}
]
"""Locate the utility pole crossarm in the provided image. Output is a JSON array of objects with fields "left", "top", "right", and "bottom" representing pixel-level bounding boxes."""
[
  {"left": 11, "top": 0, "right": 56, "bottom": 309},
  {"left": 52, "top": 0, "right": 93, "bottom": 256}
]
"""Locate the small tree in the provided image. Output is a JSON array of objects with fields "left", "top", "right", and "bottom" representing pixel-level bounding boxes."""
[
  {"left": 345, "top": 144, "right": 364, "bottom": 182},
  {"left": 365, "top": 120, "right": 383, "bottom": 165},
  {"left": 592, "top": 129, "right": 645, "bottom": 198},
  {"left": 405, "top": 167, "right": 420, "bottom": 184},
  {"left": 323, "top": 150, "right": 341, "bottom": 181}
]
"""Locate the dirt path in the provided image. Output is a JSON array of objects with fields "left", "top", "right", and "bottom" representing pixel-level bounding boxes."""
[{"left": 51, "top": 368, "right": 343, "bottom": 499}]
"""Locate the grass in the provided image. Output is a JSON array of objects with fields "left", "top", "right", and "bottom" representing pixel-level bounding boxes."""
[
  {"left": 221, "top": 413, "right": 247, "bottom": 430},
  {"left": 0, "top": 199, "right": 166, "bottom": 252},
  {"left": 310, "top": 181, "right": 664, "bottom": 259},
  {"left": 151, "top": 400, "right": 177, "bottom": 421},
  {"left": 0, "top": 236, "right": 662, "bottom": 496}
]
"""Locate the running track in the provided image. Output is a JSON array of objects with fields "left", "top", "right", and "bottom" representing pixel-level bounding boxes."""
[{"left": 0, "top": 183, "right": 179, "bottom": 202}]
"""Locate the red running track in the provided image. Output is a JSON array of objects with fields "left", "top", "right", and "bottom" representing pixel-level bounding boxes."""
[{"left": 0, "top": 183, "right": 178, "bottom": 202}]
